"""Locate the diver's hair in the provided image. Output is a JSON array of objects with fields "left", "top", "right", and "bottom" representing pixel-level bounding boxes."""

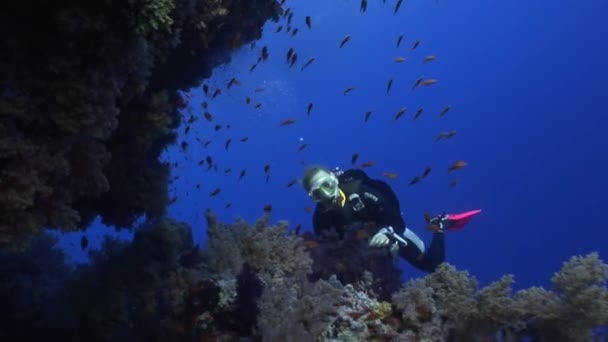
[{"left": 301, "top": 164, "right": 332, "bottom": 191}]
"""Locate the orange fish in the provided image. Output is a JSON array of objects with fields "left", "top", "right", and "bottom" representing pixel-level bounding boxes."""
[
  {"left": 304, "top": 240, "right": 320, "bottom": 249},
  {"left": 360, "top": 161, "right": 375, "bottom": 168},
  {"left": 394, "top": 56, "right": 406, "bottom": 63},
  {"left": 382, "top": 171, "right": 398, "bottom": 180},
  {"left": 420, "top": 79, "right": 438, "bottom": 86},
  {"left": 423, "top": 55, "right": 437, "bottom": 63},
  {"left": 279, "top": 118, "right": 296, "bottom": 126},
  {"left": 447, "top": 161, "right": 467, "bottom": 173}
]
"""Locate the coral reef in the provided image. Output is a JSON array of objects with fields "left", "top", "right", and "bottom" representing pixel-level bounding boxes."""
[
  {"left": 0, "top": 0, "right": 282, "bottom": 248},
  {"left": 0, "top": 213, "right": 605, "bottom": 341}
]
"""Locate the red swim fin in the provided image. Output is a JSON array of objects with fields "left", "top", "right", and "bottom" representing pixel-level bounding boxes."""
[{"left": 445, "top": 209, "right": 482, "bottom": 231}]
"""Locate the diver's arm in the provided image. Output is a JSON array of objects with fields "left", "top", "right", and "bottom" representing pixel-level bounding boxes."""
[{"left": 360, "top": 184, "right": 406, "bottom": 234}]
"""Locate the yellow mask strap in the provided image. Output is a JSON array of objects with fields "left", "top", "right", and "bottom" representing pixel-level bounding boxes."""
[{"left": 339, "top": 189, "right": 346, "bottom": 207}]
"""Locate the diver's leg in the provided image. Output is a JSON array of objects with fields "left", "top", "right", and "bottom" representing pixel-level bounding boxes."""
[{"left": 398, "top": 228, "right": 445, "bottom": 273}]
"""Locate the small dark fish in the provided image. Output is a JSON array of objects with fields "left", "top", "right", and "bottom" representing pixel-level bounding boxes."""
[
  {"left": 286, "top": 179, "right": 298, "bottom": 188},
  {"left": 412, "top": 76, "right": 424, "bottom": 90},
  {"left": 294, "top": 224, "right": 302, "bottom": 236},
  {"left": 261, "top": 46, "right": 269, "bottom": 61},
  {"left": 202, "top": 84, "right": 209, "bottom": 95},
  {"left": 439, "top": 105, "right": 452, "bottom": 117},
  {"left": 214, "top": 124, "right": 222, "bottom": 131},
  {"left": 204, "top": 111, "right": 213, "bottom": 122},
  {"left": 298, "top": 143, "right": 308, "bottom": 151},
  {"left": 351, "top": 153, "right": 359, "bottom": 165},
  {"left": 414, "top": 108, "right": 423, "bottom": 121},
  {"left": 225, "top": 138, "right": 231, "bottom": 150},
  {"left": 286, "top": 48, "right": 294, "bottom": 63},
  {"left": 396, "top": 33, "right": 404, "bottom": 47},
  {"left": 422, "top": 165, "right": 432, "bottom": 178},
  {"left": 409, "top": 176, "right": 421, "bottom": 186},
  {"left": 206, "top": 156, "right": 213, "bottom": 169},
  {"left": 449, "top": 179, "right": 459, "bottom": 188},
  {"left": 264, "top": 164, "right": 270, "bottom": 174},
  {"left": 291, "top": 28, "right": 298, "bottom": 37},
  {"left": 289, "top": 53, "right": 298, "bottom": 67},
  {"left": 279, "top": 118, "right": 296, "bottom": 126},
  {"left": 198, "top": 159, "right": 205, "bottom": 166},
  {"left": 307, "top": 102, "right": 313, "bottom": 116},
  {"left": 239, "top": 169, "right": 246, "bottom": 180},
  {"left": 225, "top": 203, "right": 232, "bottom": 208},
  {"left": 245, "top": 96, "right": 251, "bottom": 104},
  {"left": 410, "top": 39, "right": 421, "bottom": 51},
  {"left": 211, "top": 88, "right": 221, "bottom": 99},
  {"left": 254, "top": 87, "right": 265, "bottom": 93},
  {"left": 287, "top": 12, "right": 294, "bottom": 25},
  {"left": 224, "top": 168, "right": 231, "bottom": 174},
  {"left": 394, "top": 56, "right": 406, "bottom": 63},
  {"left": 394, "top": 107, "right": 406, "bottom": 120},
  {"left": 204, "top": 140, "right": 211, "bottom": 148},
  {"left": 344, "top": 86, "right": 356, "bottom": 95},
  {"left": 301, "top": 56, "right": 315, "bottom": 71},
  {"left": 80, "top": 236, "right": 88, "bottom": 251},
  {"left": 263, "top": 204, "right": 272, "bottom": 213},
  {"left": 240, "top": 137, "right": 249, "bottom": 142},
  {"left": 360, "top": 0, "right": 368, "bottom": 12},
  {"left": 275, "top": 25, "right": 283, "bottom": 33},
  {"left": 364, "top": 110, "right": 373, "bottom": 122},
  {"left": 209, "top": 188, "right": 221, "bottom": 197},
  {"left": 250, "top": 63, "right": 257, "bottom": 72},
  {"left": 181, "top": 141, "right": 188, "bottom": 151},
  {"left": 201, "top": 101, "right": 208, "bottom": 109},
  {"left": 254, "top": 103, "right": 262, "bottom": 109},
  {"left": 394, "top": 0, "right": 403, "bottom": 14},
  {"left": 305, "top": 16, "right": 312, "bottom": 29},
  {"left": 339, "top": 35, "right": 351, "bottom": 48},
  {"left": 387, "top": 79, "right": 393, "bottom": 94}
]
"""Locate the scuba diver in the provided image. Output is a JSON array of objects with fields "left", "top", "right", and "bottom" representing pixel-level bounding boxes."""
[{"left": 301, "top": 165, "right": 481, "bottom": 273}]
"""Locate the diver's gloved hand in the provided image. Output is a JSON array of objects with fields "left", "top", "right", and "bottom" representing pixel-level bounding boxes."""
[
  {"left": 428, "top": 213, "right": 452, "bottom": 232},
  {"left": 369, "top": 226, "right": 393, "bottom": 247}
]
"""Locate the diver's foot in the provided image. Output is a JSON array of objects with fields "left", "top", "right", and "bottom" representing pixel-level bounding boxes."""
[{"left": 425, "top": 209, "right": 482, "bottom": 232}]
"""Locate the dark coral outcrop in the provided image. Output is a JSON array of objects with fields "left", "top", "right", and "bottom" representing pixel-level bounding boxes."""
[{"left": 0, "top": 0, "right": 282, "bottom": 248}]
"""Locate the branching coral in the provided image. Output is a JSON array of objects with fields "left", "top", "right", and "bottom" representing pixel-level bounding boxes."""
[{"left": 391, "top": 252, "right": 608, "bottom": 342}]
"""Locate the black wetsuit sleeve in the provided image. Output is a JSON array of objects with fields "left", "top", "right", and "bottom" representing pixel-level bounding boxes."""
[{"left": 360, "top": 182, "right": 406, "bottom": 235}]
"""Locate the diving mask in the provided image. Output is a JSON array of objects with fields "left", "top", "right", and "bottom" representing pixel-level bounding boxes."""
[{"left": 308, "top": 174, "right": 339, "bottom": 202}]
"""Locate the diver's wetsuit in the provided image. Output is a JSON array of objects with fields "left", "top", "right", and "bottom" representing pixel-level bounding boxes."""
[{"left": 312, "top": 169, "right": 445, "bottom": 273}]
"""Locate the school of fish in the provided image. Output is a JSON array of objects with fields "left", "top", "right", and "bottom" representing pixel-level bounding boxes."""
[{"left": 172, "top": 0, "right": 468, "bottom": 218}]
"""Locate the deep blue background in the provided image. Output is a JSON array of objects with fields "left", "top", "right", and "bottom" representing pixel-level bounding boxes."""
[{"left": 59, "top": 0, "right": 608, "bottom": 289}]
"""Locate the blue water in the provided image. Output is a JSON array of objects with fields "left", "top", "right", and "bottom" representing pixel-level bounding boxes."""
[{"left": 60, "top": 0, "right": 608, "bottom": 290}]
